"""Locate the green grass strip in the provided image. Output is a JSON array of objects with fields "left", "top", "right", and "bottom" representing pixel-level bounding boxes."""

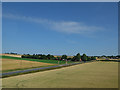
[{"left": 1, "top": 55, "right": 74, "bottom": 64}]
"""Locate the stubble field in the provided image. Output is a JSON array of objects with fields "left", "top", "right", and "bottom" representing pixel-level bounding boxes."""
[
  {"left": 2, "top": 61, "right": 118, "bottom": 88},
  {"left": 2, "top": 58, "right": 55, "bottom": 72}
]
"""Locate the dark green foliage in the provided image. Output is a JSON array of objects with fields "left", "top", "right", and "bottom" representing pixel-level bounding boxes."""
[
  {"left": 71, "top": 53, "right": 81, "bottom": 61},
  {"left": 46, "top": 54, "right": 51, "bottom": 59},
  {"left": 5, "top": 52, "right": 18, "bottom": 55},
  {"left": 40, "top": 55, "right": 47, "bottom": 59},
  {"left": 76, "top": 53, "right": 81, "bottom": 61},
  {"left": 61, "top": 55, "right": 67, "bottom": 60},
  {"left": 81, "top": 54, "right": 87, "bottom": 61},
  {"left": 87, "top": 56, "right": 91, "bottom": 61},
  {"left": 91, "top": 56, "right": 96, "bottom": 60},
  {"left": 71, "top": 56, "right": 76, "bottom": 61},
  {"left": 22, "top": 54, "right": 55, "bottom": 60},
  {"left": 67, "top": 58, "right": 72, "bottom": 60},
  {"left": 117, "top": 55, "right": 120, "bottom": 58},
  {"left": 46, "top": 54, "right": 55, "bottom": 60}
]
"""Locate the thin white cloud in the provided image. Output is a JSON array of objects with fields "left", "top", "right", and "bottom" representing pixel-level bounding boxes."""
[
  {"left": 50, "top": 21, "right": 104, "bottom": 34},
  {"left": 3, "top": 13, "right": 104, "bottom": 35}
]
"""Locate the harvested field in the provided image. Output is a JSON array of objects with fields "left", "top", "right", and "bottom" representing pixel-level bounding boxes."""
[
  {"left": 2, "top": 59, "right": 55, "bottom": 72},
  {"left": 2, "top": 61, "right": 118, "bottom": 88},
  {"left": 1, "top": 54, "right": 21, "bottom": 58}
]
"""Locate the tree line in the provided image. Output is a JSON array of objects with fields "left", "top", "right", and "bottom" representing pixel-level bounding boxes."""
[{"left": 21, "top": 53, "right": 96, "bottom": 61}]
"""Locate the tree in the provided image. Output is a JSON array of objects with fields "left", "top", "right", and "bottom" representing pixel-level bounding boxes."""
[
  {"left": 116, "top": 55, "right": 120, "bottom": 59},
  {"left": 40, "top": 55, "right": 47, "bottom": 59},
  {"left": 75, "top": 53, "right": 81, "bottom": 61},
  {"left": 51, "top": 55, "right": 55, "bottom": 60},
  {"left": 87, "top": 56, "right": 91, "bottom": 61},
  {"left": 46, "top": 54, "right": 51, "bottom": 59},
  {"left": 81, "top": 54, "right": 87, "bottom": 61},
  {"left": 91, "top": 56, "right": 96, "bottom": 60},
  {"left": 61, "top": 55, "right": 67, "bottom": 60},
  {"left": 71, "top": 53, "right": 81, "bottom": 61},
  {"left": 102, "top": 55, "right": 106, "bottom": 57},
  {"left": 67, "top": 58, "right": 72, "bottom": 61},
  {"left": 71, "top": 56, "right": 76, "bottom": 61}
]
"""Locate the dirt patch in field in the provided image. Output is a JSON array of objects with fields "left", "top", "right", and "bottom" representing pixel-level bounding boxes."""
[{"left": 2, "top": 59, "right": 55, "bottom": 71}]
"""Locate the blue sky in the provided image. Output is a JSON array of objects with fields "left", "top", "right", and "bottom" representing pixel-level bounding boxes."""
[{"left": 2, "top": 2, "right": 118, "bottom": 56}]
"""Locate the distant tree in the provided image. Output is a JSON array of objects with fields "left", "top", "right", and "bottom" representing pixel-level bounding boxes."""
[
  {"left": 91, "top": 56, "right": 96, "bottom": 60},
  {"left": 71, "top": 53, "right": 81, "bottom": 61},
  {"left": 87, "top": 56, "right": 91, "bottom": 61},
  {"left": 71, "top": 56, "right": 76, "bottom": 61},
  {"left": 46, "top": 54, "right": 51, "bottom": 59},
  {"left": 81, "top": 54, "right": 87, "bottom": 61},
  {"left": 5, "top": 52, "right": 10, "bottom": 54},
  {"left": 51, "top": 55, "right": 55, "bottom": 60},
  {"left": 61, "top": 55, "right": 67, "bottom": 60},
  {"left": 10, "top": 52, "right": 17, "bottom": 55},
  {"left": 75, "top": 53, "right": 81, "bottom": 61},
  {"left": 67, "top": 58, "right": 72, "bottom": 61},
  {"left": 117, "top": 55, "right": 120, "bottom": 58},
  {"left": 102, "top": 55, "right": 106, "bottom": 57},
  {"left": 21, "top": 55, "right": 25, "bottom": 58},
  {"left": 40, "top": 55, "right": 47, "bottom": 59},
  {"left": 46, "top": 54, "right": 55, "bottom": 60}
]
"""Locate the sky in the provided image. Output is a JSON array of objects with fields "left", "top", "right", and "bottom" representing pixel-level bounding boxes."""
[{"left": 2, "top": 2, "right": 118, "bottom": 56}]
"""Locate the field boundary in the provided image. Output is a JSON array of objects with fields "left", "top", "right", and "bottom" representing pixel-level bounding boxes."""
[
  {"left": 1, "top": 56, "right": 73, "bottom": 64},
  {"left": 2, "top": 65, "right": 56, "bottom": 73}
]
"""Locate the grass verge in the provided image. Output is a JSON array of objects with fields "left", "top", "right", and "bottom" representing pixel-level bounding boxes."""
[{"left": 2, "top": 65, "right": 56, "bottom": 73}]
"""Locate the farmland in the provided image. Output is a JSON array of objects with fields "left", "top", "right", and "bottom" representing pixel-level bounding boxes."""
[
  {"left": 2, "top": 59, "right": 55, "bottom": 73},
  {"left": 1, "top": 55, "right": 73, "bottom": 73},
  {"left": 2, "top": 55, "right": 73, "bottom": 64},
  {"left": 2, "top": 61, "right": 118, "bottom": 88},
  {"left": 1, "top": 54, "right": 21, "bottom": 58}
]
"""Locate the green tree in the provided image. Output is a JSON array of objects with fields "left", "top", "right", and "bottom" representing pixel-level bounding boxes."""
[
  {"left": 47, "top": 54, "right": 51, "bottom": 59},
  {"left": 61, "top": 55, "right": 67, "bottom": 60},
  {"left": 81, "top": 54, "right": 87, "bottom": 61},
  {"left": 75, "top": 53, "right": 81, "bottom": 61},
  {"left": 87, "top": 56, "right": 91, "bottom": 61},
  {"left": 71, "top": 56, "right": 76, "bottom": 61},
  {"left": 91, "top": 56, "right": 96, "bottom": 60},
  {"left": 40, "top": 55, "right": 47, "bottom": 59},
  {"left": 67, "top": 58, "right": 72, "bottom": 60},
  {"left": 71, "top": 53, "right": 81, "bottom": 61}
]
